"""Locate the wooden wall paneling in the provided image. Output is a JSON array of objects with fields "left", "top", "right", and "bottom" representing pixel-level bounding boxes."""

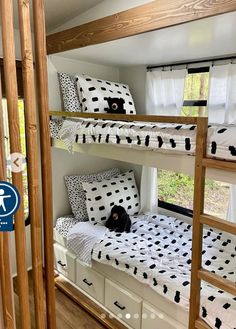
[
  {"left": 0, "top": 71, "right": 16, "bottom": 329},
  {"left": 32, "top": 1, "right": 56, "bottom": 328},
  {"left": 17, "top": 1, "right": 45, "bottom": 328},
  {"left": 0, "top": 0, "right": 31, "bottom": 328},
  {"left": 188, "top": 117, "right": 208, "bottom": 329},
  {"left": 46, "top": 0, "right": 236, "bottom": 54}
]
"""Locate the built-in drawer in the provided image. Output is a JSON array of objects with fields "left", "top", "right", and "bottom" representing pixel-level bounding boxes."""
[
  {"left": 142, "top": 302, "right": 186, "bottom": 329},
  {"left": 54, "top": 243, "right": 76, "bottom": 282},
  {"left": 76, "top": 259, "right": 104, "bottom": 303},
  {"left": 105, "top": 279, "right": 142, "bottom": 329}
]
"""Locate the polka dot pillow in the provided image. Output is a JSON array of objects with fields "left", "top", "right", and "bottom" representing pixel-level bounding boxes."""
[
  {"left": 76, "top": 74, "right": 136, "bottom": 114},
  {"left": 64, "top": 168, "right": 120, "bottom": 222},
  {"left": 58, "top": 72, "right": 81, "bottom": 112},
  {"left": 83, "top": 170, "right": 140, "bottom": 225}
]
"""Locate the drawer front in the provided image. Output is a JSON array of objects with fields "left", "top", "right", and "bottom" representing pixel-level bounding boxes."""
[
  {"left": 105, "top": 279, "right": 142, "bottom": 329},
  {"left": 76, "top": 259, "right": 104, "bottom": 303},
  {"left": 142, "top": 302, "right": 186, "bottom": 329},
  {"left": 54, "top": 243, "right": 76, "bottom": 282}
]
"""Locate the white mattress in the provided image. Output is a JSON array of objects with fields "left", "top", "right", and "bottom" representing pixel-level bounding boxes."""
[
  {"left": 50, "top": 118, "right": 236, "bottom": 161},
  {"left": 56, "top": 213, "right": 236, "bottom": 329}
]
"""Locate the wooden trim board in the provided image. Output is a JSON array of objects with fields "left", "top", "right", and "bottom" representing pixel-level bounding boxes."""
[
  {"left": 55, "top": 276, "right": 127, "bottom": 329},
  {"left": 49, "top": 110, "right": 199, "bottom": 124},
  {"left": 47, "top": 0, "right": 236, "bottom": 54}
]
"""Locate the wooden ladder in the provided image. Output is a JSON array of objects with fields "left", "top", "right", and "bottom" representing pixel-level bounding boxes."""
[{"left": 189, "top": 117, "right": 236, "bottom": 329}]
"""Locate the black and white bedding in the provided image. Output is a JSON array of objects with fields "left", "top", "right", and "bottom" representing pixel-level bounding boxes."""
[
  {"left": 56, "top": 213, "right": 236, "bottom": 329},
  {"left": 50, "top": 118, "right": 236, "bottom": 161}
]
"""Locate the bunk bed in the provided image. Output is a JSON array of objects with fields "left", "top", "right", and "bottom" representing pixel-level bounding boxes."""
[{"left": 45, "top": 2, "right": 236, "bottom": 329}]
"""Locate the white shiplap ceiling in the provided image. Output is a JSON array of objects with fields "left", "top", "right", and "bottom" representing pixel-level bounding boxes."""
[
  {"left": 54, "top": 11, "right": 236, "bottom": 67},
  {"left": 12, "top": 0, "right": 103, "bottom": 31}
]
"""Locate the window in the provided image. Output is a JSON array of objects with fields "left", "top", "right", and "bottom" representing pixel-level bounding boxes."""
[
  {"left": 2, "top": 99, "right": 29, "bottom": 220},
  {"left": 1, "top": 60, "right": 29, "bottom": 221},
  {"left": 181, "top": 67, "right": 209, "bottom": 117},
  {"left": 159, "top": 66, "right": 231, "bottom": 219},
  {"left": 158, "top": 170, "right": 230, "bottom": 220}
]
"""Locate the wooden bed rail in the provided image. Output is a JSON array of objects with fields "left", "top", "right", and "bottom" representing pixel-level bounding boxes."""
[
  {"left": 49, "top": 110, "right": 200, "bottom": 124},
  {"left": 46, "top": 0, "right": 236, "bottom": 55},
  {"left": 0, "top": 0, "right": 31, "bottom": 328},
  {"left": 0, "top": 71, "right": 16, "bottom": 329}
]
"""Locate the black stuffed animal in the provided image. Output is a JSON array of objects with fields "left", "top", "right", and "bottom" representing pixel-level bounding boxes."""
[
  {"left": 105, "top": 205, "right": 131, "bottom": 233},
  {"left": 105, "top": 97, "right": 126, "bottom": 114}
]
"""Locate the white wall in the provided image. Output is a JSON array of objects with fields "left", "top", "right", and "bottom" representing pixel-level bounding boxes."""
[
  {"left": 50, "top": 0, "right": 153, "bottom": 33},
  {"left": 119, "top": 65, "right": 147, "bottom": 114}
]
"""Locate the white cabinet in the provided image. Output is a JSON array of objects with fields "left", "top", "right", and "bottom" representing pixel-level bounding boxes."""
[
  {"left": 142, "top": 302, "right": 186, "bottom": 329},
  {"left": 54, "top": 243, "right": 76, "bottom": 282},
  {"left": 105, "top": 279, "right": 142, "bottom": 329},
  {"left": 76, "top": 259, "right": 105, "bottom": 303}
]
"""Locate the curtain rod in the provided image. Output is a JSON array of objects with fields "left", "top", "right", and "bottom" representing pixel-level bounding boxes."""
[{"left": 147, "top": 55, "right": 236, "bottom": 71}]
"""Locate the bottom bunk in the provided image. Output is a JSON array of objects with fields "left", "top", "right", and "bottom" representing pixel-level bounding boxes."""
[{"left": 54, "top": 213, "right": 236, "bottom": 329}]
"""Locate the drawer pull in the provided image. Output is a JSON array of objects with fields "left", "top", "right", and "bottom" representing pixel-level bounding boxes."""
[
  {"left": 83, "top": 278, "right": 93, "bottom": 287},
  {"left": 57, "top": 260, "right": 66, "bottom": 267},
  {"left": 114, "top": 301, "right": 125, "bottom": 310}
]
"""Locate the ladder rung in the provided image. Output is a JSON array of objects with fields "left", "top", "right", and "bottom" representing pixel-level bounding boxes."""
[
  {"left": 200, "top": 214, "right": 236, "bottom": 235},
  {"left": 195, "top": 318, "right": 212, "bottom": 329},
  {"left": 198, "top": 269, "right": 236, "bottom": 296},
  {"left": 202, "top": 158, "right": 236, "bottom": 171}
]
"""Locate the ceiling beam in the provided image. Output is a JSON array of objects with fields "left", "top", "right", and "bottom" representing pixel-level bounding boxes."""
[{"left": 46, "top": 0, "right": 236, "bottom": 55}]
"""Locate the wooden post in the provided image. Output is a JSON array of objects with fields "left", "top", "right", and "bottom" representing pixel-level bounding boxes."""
[
  {"left": 17, "top": 0, "right": 46, "bottom": 328},
  {"left": 0, "top": 71, "right": 16, "bottom": 329},
  {"left": 0, "top": 0, "right": 31, "bottom": 328},
  {"left": 189, "top": 117, "right": 208, "bottom": 329},
  {"left": 32, "top": 1, "right": 56, "bottom": 328}
]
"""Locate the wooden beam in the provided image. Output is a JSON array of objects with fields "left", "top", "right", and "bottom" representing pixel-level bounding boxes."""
[
  {"left": 188, "top": 117, "right": 208, "bottom": 329},
  {"left": 33, "top": 1, "right": 57, "bottom": 328},
  {"left": 49, "top": 110, "right": 199, "bottom": 124},
  {"left": 17, "top": 1, "right": 45, "bottom": 328},
  {"left": 47, "top": 0, "right": 236, "bottom": 54},
  {"left": 0, "top": 0, "right": 31, "bottom": 328},
  {"left": 0, "top": 71, "right": 16, "bottom": 329}
]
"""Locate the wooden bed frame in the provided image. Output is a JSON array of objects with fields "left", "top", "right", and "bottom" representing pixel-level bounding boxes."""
[{"left": 0, "top": 1, "right": 236, "bottom": 329}]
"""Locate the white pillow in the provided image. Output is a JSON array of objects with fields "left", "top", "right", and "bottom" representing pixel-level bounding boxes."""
[
  {"left": 64, "top": 168, "right": 120, "bottom": 222},
  {"left": 76, "top": 74, "right": 136, "bottom": 114},
  {"left": 83, "top": 170, "right": 140, "bottom": 225}
]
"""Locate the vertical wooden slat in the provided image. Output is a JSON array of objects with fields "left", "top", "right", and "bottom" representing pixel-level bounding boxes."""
[
  {"left": 0, "top": 0, "right": 31, "bottom": 328},
  {"left": 0, "top": 71, "right": 16, "bottom": 329},
  {"left": 17, "top": 1, "right": 46, "bottom": 328},
  {"left": 188, "top": 117, "right": 208, "bottom": 329},
  {"left": 32, "top": 1, "right": 56, "bottom": 328}
]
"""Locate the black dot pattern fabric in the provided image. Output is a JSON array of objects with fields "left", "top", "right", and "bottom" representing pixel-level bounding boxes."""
[
  {"left": 82, "top": 170, "right": 140, "bottom": 225},
  {"left": 76, "top": 75, "right": 136, "bottom": 114},
  {"left": 58, "top": 72, "right": 81, "bottom": 112},
  {"left": 50, "top": 118, "right": 236, "bottom": 161},
  {"left": 64, "top": 168, "right": 120, "bottom": 221},
  {"left": 91, "top": 214, "right": 236, "bottom": 329}
]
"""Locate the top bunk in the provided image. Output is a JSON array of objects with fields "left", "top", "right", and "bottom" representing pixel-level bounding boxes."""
[{"left": 47, "top": 0, "right": 236, "bottom": 182}]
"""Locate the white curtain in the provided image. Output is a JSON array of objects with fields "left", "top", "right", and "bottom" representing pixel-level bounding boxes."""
[
  {"left": 208, "top": 63, "right": 236, "bottom": 124},
  {"left": 208, "top": 63, "right": 236, "bottom": 222},
  {"left": 140, "top": 166, "right": 158, "bottom": 214},
  {"left": 146, "top": 69, "right": 187, "bottom": 115}
]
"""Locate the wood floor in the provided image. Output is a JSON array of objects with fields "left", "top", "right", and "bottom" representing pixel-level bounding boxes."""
[{"left": 14, "top": 273, "right": 106, "bottom": 329}]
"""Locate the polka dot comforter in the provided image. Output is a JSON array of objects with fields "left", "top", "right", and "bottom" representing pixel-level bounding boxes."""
[
  {"left": 91, "top": 214, "right": 236, "bottom": 329},
  {"left": 50, "top": 118, "right": 236, "bottom": 160}
]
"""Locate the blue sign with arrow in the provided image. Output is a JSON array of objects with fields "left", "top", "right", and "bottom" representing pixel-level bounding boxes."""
[{"left": 0, "top": 181, "right": 20, "bottom": 231}]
